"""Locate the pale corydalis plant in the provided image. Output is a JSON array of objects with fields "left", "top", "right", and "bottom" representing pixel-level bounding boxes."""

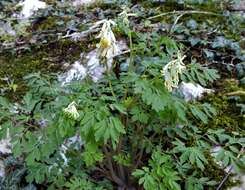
[
  {"left": 63, "top": 101, "right": 79, "bottom": 120},
  {"left": 96, "top": 19, "right": 119, "bottom": 59},
  {"left": 161, "top": 51, "right": 186, "bottom": 92}
]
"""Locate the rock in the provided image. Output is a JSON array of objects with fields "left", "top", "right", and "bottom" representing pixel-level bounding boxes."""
[
  {"left": 86, "top": 50, "right": 109, "bottom": 82},
  {"left": 230, "top": 1, "right": 245, "bottom": 11},
  {"left": 0, "top": 160, "right": 5, "bottom": 178},
  {"left": 59, "top": 40, "right": 128, "bottom": 84},
  {"left": 65, "top": 135, "right": 84, "bottom": 150},
  {"left": 19, "top": 0, "right": 46, "bottom": 18},
  {"left": 59, "top": 135, "right": 84, "bottom": 166},
  {"left": 230, "top": 175, "right": 245, "bottom": 190},
  {"left": 73, "top": 0, "right": 97, "bottom": 6},
  {"left": 210, "top": 146, "right": 245, "bottom": 190},
  {"left": 178, "top": 82, "right": 214, "bottom": 101},
  {"left": 0, "top": 22, "right": 16, "bottom": 36},
  {"left": 59, "top": 61, "right": 87, "bottom": 85},
  {"left": 0, "top": 129, "right": 11, "bottom": 155},
  {"left": 59, "top": 49, "right": 110, "bottom": 84}
]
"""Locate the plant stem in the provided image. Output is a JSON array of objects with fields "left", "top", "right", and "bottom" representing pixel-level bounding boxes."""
[
  {"left": 131, "top": 124, "right": 145, "bottom": 171},
  {"left": 109, "top": 80, "right": 117, "bottom": 100},
  {"left": 105, "top": 61, "right": 117, "bottom": 100},
  {"left": 103, "top": 147, "right": 125, "bottom": 186},
  {"left": 128, "top": 30, "right": 134, "bottom": 72}
]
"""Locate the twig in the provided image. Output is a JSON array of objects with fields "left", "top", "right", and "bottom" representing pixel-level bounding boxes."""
[
  {"left": 207, "top": 28, "right": 219, "bottom": 35},
  {"left": 61, "top": 27, "right": 100, "bottom": 41},
  {"left": 114, "top": 50, "right": 131, "bottom": 58},
  {"left": 0, "top": 21, "right": 99, "bottom": 53},
  {"left": 169, "top": 13, "right": 185, "bottom": 34},
  {"left": 216, "top": 166, "right": 233, "bottom": 190},
  {"left": 216, "top": 147, "right": 244, "bottom": 190},
  {"left": 62, "top": 20, "right": 110, "bottom": 41},
  {"left": 226, "top": 91, "right": 245, "bottom": 96},
  {"left": 148, "top": 10, "right": 222, "bottom": 20},
  {"left": 169, "top": 11, "right": 221, "bottom": 33}
]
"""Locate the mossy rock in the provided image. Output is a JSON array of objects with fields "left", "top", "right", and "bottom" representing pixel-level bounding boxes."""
[
  {"left": 201, "top": 155, "right": 240, "bottom": 190},
  {"left": 0, "top": 38, "right": 87, "bottom": 99},
  {"left": 200, "top": 79, "right": 245, "bottom": 133}
]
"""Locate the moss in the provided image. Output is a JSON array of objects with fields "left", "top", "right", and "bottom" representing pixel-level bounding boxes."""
[
  {"left": 200, "top": 94, "right": 242, "bottom": 133},
  {"left": 199, "top": 79, "right": 245, "bottom": 133},
  {"left": 0, "top": 52, "right": 56, "bottom": 99},
  {"left": 139, "top": 0, "right": 226, "bottom": 13},
  {"left": 0, "top": 38, "right": 88, "bottom": 99},
  {"left": 34, "top": 16, "right": 61, "bottom": 31},
  {"left": 219, "top": 79, "right": 242, "bottom": 92},
  {"left": 209, "top": 115, "right": 240, "bottom": 132},
  {"left": 200, "top": 154, "right": 240, "bottom": 190}
]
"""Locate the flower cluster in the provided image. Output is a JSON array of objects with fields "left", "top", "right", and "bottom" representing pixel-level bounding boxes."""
[
  {"left": 63, "top": 101, "right": 79, "bottom": 120},
  {"left": 96, "top": 19, "right": 119, "bottom": 59},
  {"left": 161, "top": 51, "right": 186, "bottom": 92}
]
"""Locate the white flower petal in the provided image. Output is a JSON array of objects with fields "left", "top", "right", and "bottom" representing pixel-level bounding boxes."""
[
  {"left": 96, "top": 20, "right": 120, "bottom": 59},
  {"left": 162, "top": 52, "right": 186, "bottom": 92},
  {"left": 63, "top": 101, "right": 80, "bottom": 120}
]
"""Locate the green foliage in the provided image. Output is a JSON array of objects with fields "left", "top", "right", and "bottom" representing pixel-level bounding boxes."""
[
  {"left": 133, "top": 150, "right": 181, "bottom": 190},
  {"left": 182, "top": 62, "right": 220, "bottom": 86},
  {"left": 189, "top": 103, "right": 216, "bottom": 124},
  {"left": 134, "top": 77, "right": 171, "bottom": 112},
  {"left": 0, "top": 1, "right": 244, "bottom": 189},
  {"left": 0, "top": 65, "right": 229, "bottom": 189},
  {"left": 65, "top": 177, "right": 110, "bottom": 190},
  {"left": 82, "top": 143, "right": 104, "bottom": 167},
  {"left": 173, "top": 139, "right": 208, "bottom": 170},
  {"left": 113, "top": 153, "right": 131, "bottom": 167},
  {"left": 65, "top": 177, "right": 94, "bottom": 190},
  {"left": 185, "top": 173, "right": 217, "bottom": 190},
  {"left": 207, "top": 129, "right": 245, "bottom": 173}
]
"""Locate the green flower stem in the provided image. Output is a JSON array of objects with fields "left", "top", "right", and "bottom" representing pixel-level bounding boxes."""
[
  {"left": 128, "top": 30, "right": 134, "bottom": 72},
  {"left": 105, "top": 59, "right": 117, "bottom": 101}
]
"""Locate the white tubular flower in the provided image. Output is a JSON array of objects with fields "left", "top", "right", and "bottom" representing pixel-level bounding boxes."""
[
  {"left": 161, "top": 51, "right": 186, "bottom": 92},
  {"left": 63, "top": 101, "right": 79, "bottom": 120},
  {"left": 96, "top": 19, "right": 119, "bottom": 59}
]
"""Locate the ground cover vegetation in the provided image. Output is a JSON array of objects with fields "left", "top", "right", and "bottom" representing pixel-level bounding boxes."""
[{"left": 0, "top": 0, "right": 244, "bottom": 189}]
